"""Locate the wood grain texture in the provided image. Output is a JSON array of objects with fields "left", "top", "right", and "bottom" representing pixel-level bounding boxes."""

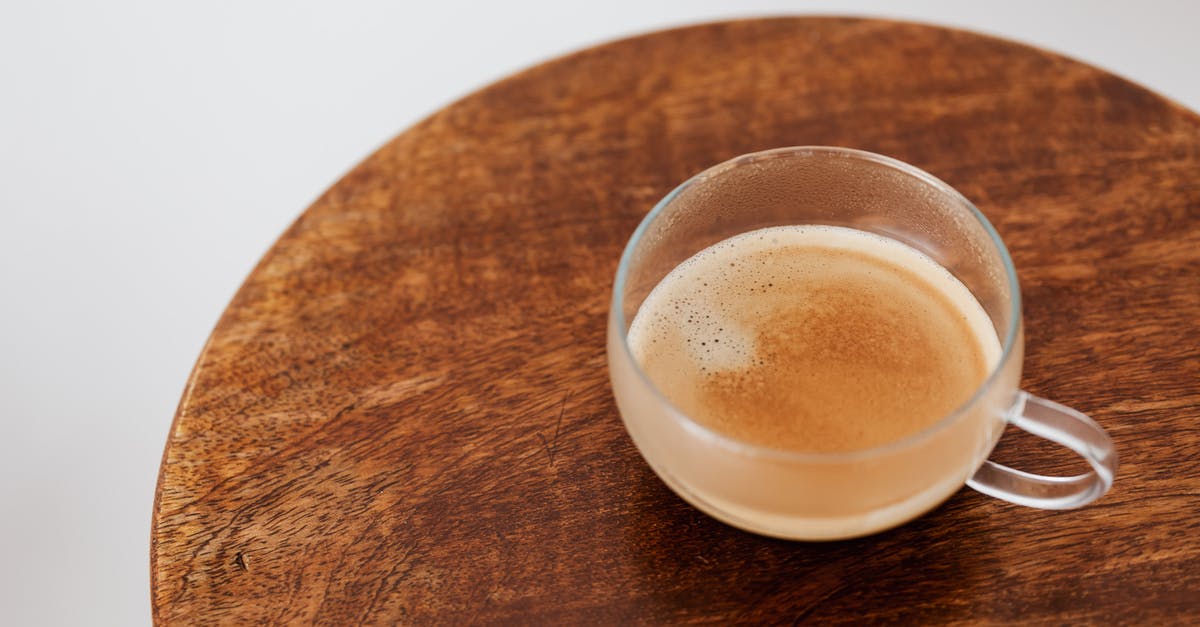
[{"left": 152, "top": 17, "right": 1200, "bottom": 625}]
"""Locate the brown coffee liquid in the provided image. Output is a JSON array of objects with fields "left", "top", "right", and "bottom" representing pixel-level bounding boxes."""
[{"left": 627, "top": 226, "right": 997, "bottom": 453}]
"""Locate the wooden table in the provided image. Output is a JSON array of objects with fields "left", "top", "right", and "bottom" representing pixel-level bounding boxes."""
[{"left": 152, "top": 18, "right": 1200, "bottom": 624}]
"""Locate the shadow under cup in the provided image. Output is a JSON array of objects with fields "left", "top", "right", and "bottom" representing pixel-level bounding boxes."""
[{"left": 607, "top": 147, "right": 1027, "bottom": 540}]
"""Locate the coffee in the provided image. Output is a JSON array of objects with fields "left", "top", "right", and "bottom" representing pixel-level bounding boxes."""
[{"left": 627, "top": 225, "right": 1001, "bottom": 453}]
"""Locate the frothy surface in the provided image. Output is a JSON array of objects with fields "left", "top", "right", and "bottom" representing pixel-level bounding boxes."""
[{"left": 627, "top": 225, "right": 1000, "bottom": 453}]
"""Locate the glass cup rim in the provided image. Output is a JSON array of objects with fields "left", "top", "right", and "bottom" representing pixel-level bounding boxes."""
[{"left": 610, "top": 146, "right": 1023, "bottom": 463}]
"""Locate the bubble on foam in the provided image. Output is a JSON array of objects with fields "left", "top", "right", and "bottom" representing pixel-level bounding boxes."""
[{"left": 675, "top": 300, "right": 756, "bottom": 372}]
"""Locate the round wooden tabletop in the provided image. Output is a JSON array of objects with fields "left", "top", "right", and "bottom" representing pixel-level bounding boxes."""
[{"left": 152, "top": 17, "right": 1200, "bottom": 624}]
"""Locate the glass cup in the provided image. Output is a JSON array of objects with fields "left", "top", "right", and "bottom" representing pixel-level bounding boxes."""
[{"left": 607, "top": 147, "right": 1117, "bottom": 540}]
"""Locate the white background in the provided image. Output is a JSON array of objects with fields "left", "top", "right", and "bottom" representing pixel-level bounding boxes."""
[{"left": 1, "top": 1, "right": 1196, "bottom": 624}]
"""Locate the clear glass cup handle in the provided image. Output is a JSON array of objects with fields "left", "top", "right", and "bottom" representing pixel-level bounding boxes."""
[{"left": 967, "top": 391, "right": 1117, "bottom": 509}]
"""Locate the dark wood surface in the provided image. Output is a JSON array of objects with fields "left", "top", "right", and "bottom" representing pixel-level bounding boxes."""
[{"left": 152, "top": 17, "right": 1200, "bottom": 624}]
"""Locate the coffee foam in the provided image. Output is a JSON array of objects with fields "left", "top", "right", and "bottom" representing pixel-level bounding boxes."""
[{"left": 627, "top": 225, "right": 1001, "bottom": 453}]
